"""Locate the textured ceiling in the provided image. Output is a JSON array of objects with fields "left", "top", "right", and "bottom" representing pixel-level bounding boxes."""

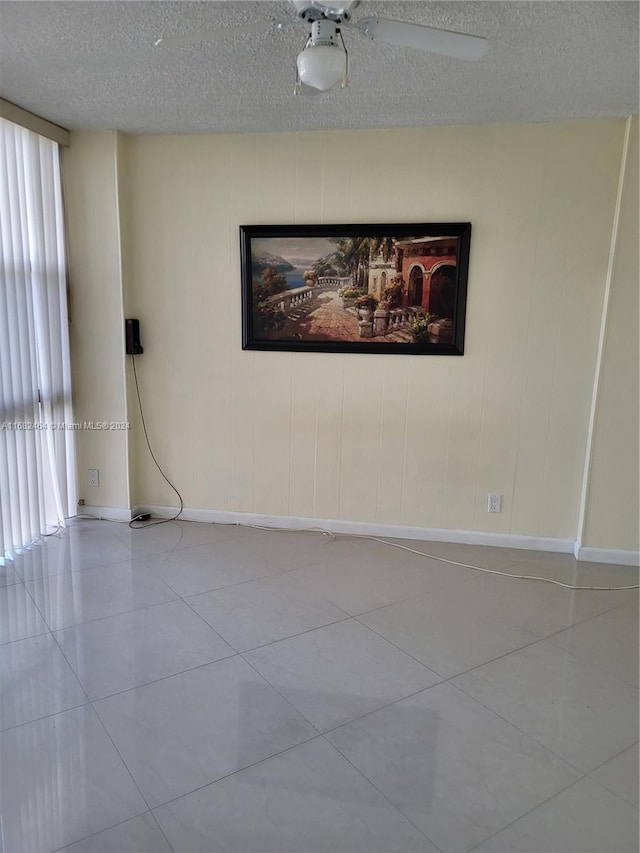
[{"left": 0, "top": 1, "right": 638, "bottom": 134}]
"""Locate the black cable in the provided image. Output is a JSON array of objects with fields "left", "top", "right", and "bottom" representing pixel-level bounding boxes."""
[{"left": 129, "top": 354, "right": 183, "bottom": 529}]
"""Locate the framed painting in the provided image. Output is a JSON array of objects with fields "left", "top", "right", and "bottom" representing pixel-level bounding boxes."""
[{"left": 240, "top": 222, "right": 471, "bottom": 355}]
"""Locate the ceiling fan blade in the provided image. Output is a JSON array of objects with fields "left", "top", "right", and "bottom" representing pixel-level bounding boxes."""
[
  {"left": 351, "top": 17, "right": 488, "bottom": 60},
  {"left": 154, "top": 19, "right": 291, "bottom": 49}
]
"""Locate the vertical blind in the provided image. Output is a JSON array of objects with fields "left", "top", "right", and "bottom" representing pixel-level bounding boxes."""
[{"left": 0, "top": 117, "right": 76, "bottom": 559}]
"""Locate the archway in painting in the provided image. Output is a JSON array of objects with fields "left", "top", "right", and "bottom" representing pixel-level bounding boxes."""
[
  {"left": 408, "top": 266, "right": 424, "bottom": 306},
  {"left": 429, "top": 264, "right": 456, "bottom": 318}
]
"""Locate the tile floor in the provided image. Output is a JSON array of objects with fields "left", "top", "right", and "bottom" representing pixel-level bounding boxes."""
[{"left": 0, "top": 519, "right": 638, "bottom": 853}]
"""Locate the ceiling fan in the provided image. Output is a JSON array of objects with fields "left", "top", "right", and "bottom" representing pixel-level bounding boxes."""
[{"left": 155, "top": 1, "right": 488, "bottom": 94}]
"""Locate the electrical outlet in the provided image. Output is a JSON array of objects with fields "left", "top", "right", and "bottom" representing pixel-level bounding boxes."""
[
  {"left": 487, "top": 493, "right": 502, "bottom": 513},
  {"left": 88, "top": 469, "right": 99, "bottom": 488}
]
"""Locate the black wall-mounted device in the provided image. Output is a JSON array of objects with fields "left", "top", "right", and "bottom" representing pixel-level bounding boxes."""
[{"left": 125, "top": 319, "right": 143, "bottom": 355}]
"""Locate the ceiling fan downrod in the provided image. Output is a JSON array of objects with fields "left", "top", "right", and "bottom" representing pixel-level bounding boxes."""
[{"left": 291, "top": 1, "right": 360, "bottom": 24}]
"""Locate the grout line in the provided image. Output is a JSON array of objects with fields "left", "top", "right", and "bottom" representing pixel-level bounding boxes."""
[
  {"left": 319, "top": 734, "right": 445, "bottom": 853},
  {"left": 237, "top": 649, "right": 325, "bottom": 736},
  {"left": 298, "top": 617, "right": 638, "bottom": 786},
  {"left": 0, "top": 699, "right": 90, "bottom": 736},
  {"left": 85, "top": 653, "right": 241, "bottom": 704},
  {"left": 50, "top": 594, "right": 197, "bottom": 630},
  {"left": 532, "top": 597, "right": 640, "bottom": 640},
  {"left": 82, "top": 643, "right": 238, "bottom": 705},
  {"left": 149, "top": 809, "right": 176, "bottom": 853},
  {"left": 319, "top": 627, "right": 587, "bottom": 768},
  {"left": 2, "top": 564, "right": 32, "bottom": 587},
  {"left": 160, "top": 549, "right": 344, "bottom": 600},
  {"left": 178, "top": 595, "right": 243, "bottom": 654},
  {"left": 13, "top": 556, "right": 155, "bottom": 584},
  {"left": 91, "top": 702, "right": 156, "bottom": 812},
  {"left": 587, "top": 739, "right": 640, "bottom": 777},
  {"left": 8, "top": 606, "right": 359, "bottom": 716},
  {"left": 584, "top": 743, "right": 640, "bottom": 811},
  {"left": 41, "top": 612, "right": 368, "bottom": 708},
  {"left": 0, "top": 626, "right": 49, "bottom": 648},
  {"left": 465, "top": 765, "right": 640, "bottom": 853},
  {"left": 447, "top": 674, "right": 599, "bottom": 779},
  {"left": 146, "top": 735, "right": 638, "bottom": 853},
  {"left": 67, "top": 600, "right": 441, "bottom": 707},
  {"left": 2, "top": 703, "right": 155, "bottom": 851},
  {"left": 215, "top": 614, "right": 352, "bottom": 656},
  {"left": 444, "top": 633, "right": 579, "bottom": 684},
  {"left": 48, "top": 626, "right": 92, "bottom": 704},
  {"left": 445, "top": 678, "right": 591, "bottom": 773},
  {"left": 154, "top": 563, "right": 294, "bottom": 601},
  {"left": 351, "top": 614, "right": 449, "bottom": 674},
  {"left": 347, "top": 583, "right": 466, "bottom": 622},
  {"left": 540, "top": 628, "right": 640, "bottom": 690},
  {"left": 579, "top": 772, "right": 640, "bottom": 810},
  {"left": 21, "top": 591, "right": 180, "bottom": 634},
  {"left": 0, "top": 573, "right": 22, "bottom": 589},
  {"left": 149, "top": 733, "right": 324, "bottom": 812},
  {"left": 1, "top": 688, "right": 328, "bottom": 825},
  {"left": 17, "top": 573, "right": 58, "bottom": 634},
  {"left": 49, "top": 810, "right": 151, "bottom": 853},
  {"left": 319, "top": 682, "right": 447, "bottom": 738}
]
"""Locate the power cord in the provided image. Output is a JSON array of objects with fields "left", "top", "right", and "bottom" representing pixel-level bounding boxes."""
[
  {"left": 361, "top": 535, "right": 639, "bottom": 591},
  {"left": 129, "top": 354, "right": 183, "bottom": 529},
  {"left": 243, "top": 523, "right": 640, "bottom": 592},
  {"left": 34, "top": 513, "right": 638, "bottom": 592},
  {"left": 71, "top": 512, "right": 148, "bottom": 525}
]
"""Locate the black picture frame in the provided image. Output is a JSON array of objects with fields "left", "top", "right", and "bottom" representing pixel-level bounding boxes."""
[{"left": 240, "top": 222, "right": 471, "bottom": 355}]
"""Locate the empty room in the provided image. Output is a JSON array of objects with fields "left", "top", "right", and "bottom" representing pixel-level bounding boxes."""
[{"left": 0, "top": 2, "right": 638, "bottom": 852}]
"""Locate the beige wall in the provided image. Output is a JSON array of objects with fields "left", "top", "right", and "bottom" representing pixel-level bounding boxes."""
[
  {"left": 65, "top": 119, "right": 637, "bottom": 548},
  {"left": 63, "top": 132, "right": 130, "bottom": 510},
  {"left": 582, "top": 117, "right": 639, "bottom": 552}
]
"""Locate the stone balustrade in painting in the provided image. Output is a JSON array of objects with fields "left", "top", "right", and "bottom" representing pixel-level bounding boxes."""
[{"left": 267, "top": 286, "right": 314, "bottom": 314}]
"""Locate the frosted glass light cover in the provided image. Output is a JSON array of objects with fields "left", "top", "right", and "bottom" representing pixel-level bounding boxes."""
[{"left": 296, "top": 44, "right": 346, "bottom": 91}]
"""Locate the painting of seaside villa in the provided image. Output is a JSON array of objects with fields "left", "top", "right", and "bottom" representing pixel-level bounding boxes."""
[{"left": 241, "top": 225, "right": 471, "bottom": 355}]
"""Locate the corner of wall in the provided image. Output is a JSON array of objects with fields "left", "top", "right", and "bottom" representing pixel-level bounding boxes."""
[
  {"left": 577, "top": 115, "right": 640, "bottom": 555},
  {"left": 63, "top": 131, "right": 130, "bottom": 513}
]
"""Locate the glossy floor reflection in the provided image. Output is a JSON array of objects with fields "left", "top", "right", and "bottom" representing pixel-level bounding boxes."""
[{"left": 1, "top": 519, "right": 638, "bottom": 853}]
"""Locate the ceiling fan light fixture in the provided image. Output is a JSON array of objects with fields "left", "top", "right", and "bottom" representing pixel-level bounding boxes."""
[
  {"left": 296, "top": 43, "right": 346, "bottom": 90},
  {"left": 296, "top": 18, "right": 347, "bottom": 91}
]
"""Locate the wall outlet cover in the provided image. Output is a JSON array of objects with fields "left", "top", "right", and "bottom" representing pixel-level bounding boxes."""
[{"left": 488, "top": 493, "right": 502, "bottom": 513}]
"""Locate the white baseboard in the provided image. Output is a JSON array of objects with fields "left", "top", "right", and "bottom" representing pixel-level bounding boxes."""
[
  {"left": 66, "top": 504, "right": 640, "bottom": 567},
  {"left": 72, "top": 505, "right": 133, "bottom": 523},
  {"left": 574, "top": 544, "right": 640, "bottom": 567},
  {"left": 133, "top": 504, "right": 575, "bottom": 554}
]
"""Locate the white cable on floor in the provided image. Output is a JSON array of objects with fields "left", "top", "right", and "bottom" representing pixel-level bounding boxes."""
[
  {"left": 70, "top": 513, "right": 148, "bottom": 525},
  {"left": 245, "top": 523, "right": 640, "bottom": 592},
  {"left": 46, "top": 517, "right": 640, "bottom": 592},
  {"left": 363, "top": 535, "right": 639, "bottom": 591}
]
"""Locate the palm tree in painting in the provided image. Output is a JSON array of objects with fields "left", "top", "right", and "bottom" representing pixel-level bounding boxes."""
[
  {"left": 331, "top": 236, "right": 397, "bottom": 290},
  {"left": 369, "top": 236, "right": 395, "bottom": 263},
  {"left": 331, "top": 237, "right": 361, "bottom": 281}
]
